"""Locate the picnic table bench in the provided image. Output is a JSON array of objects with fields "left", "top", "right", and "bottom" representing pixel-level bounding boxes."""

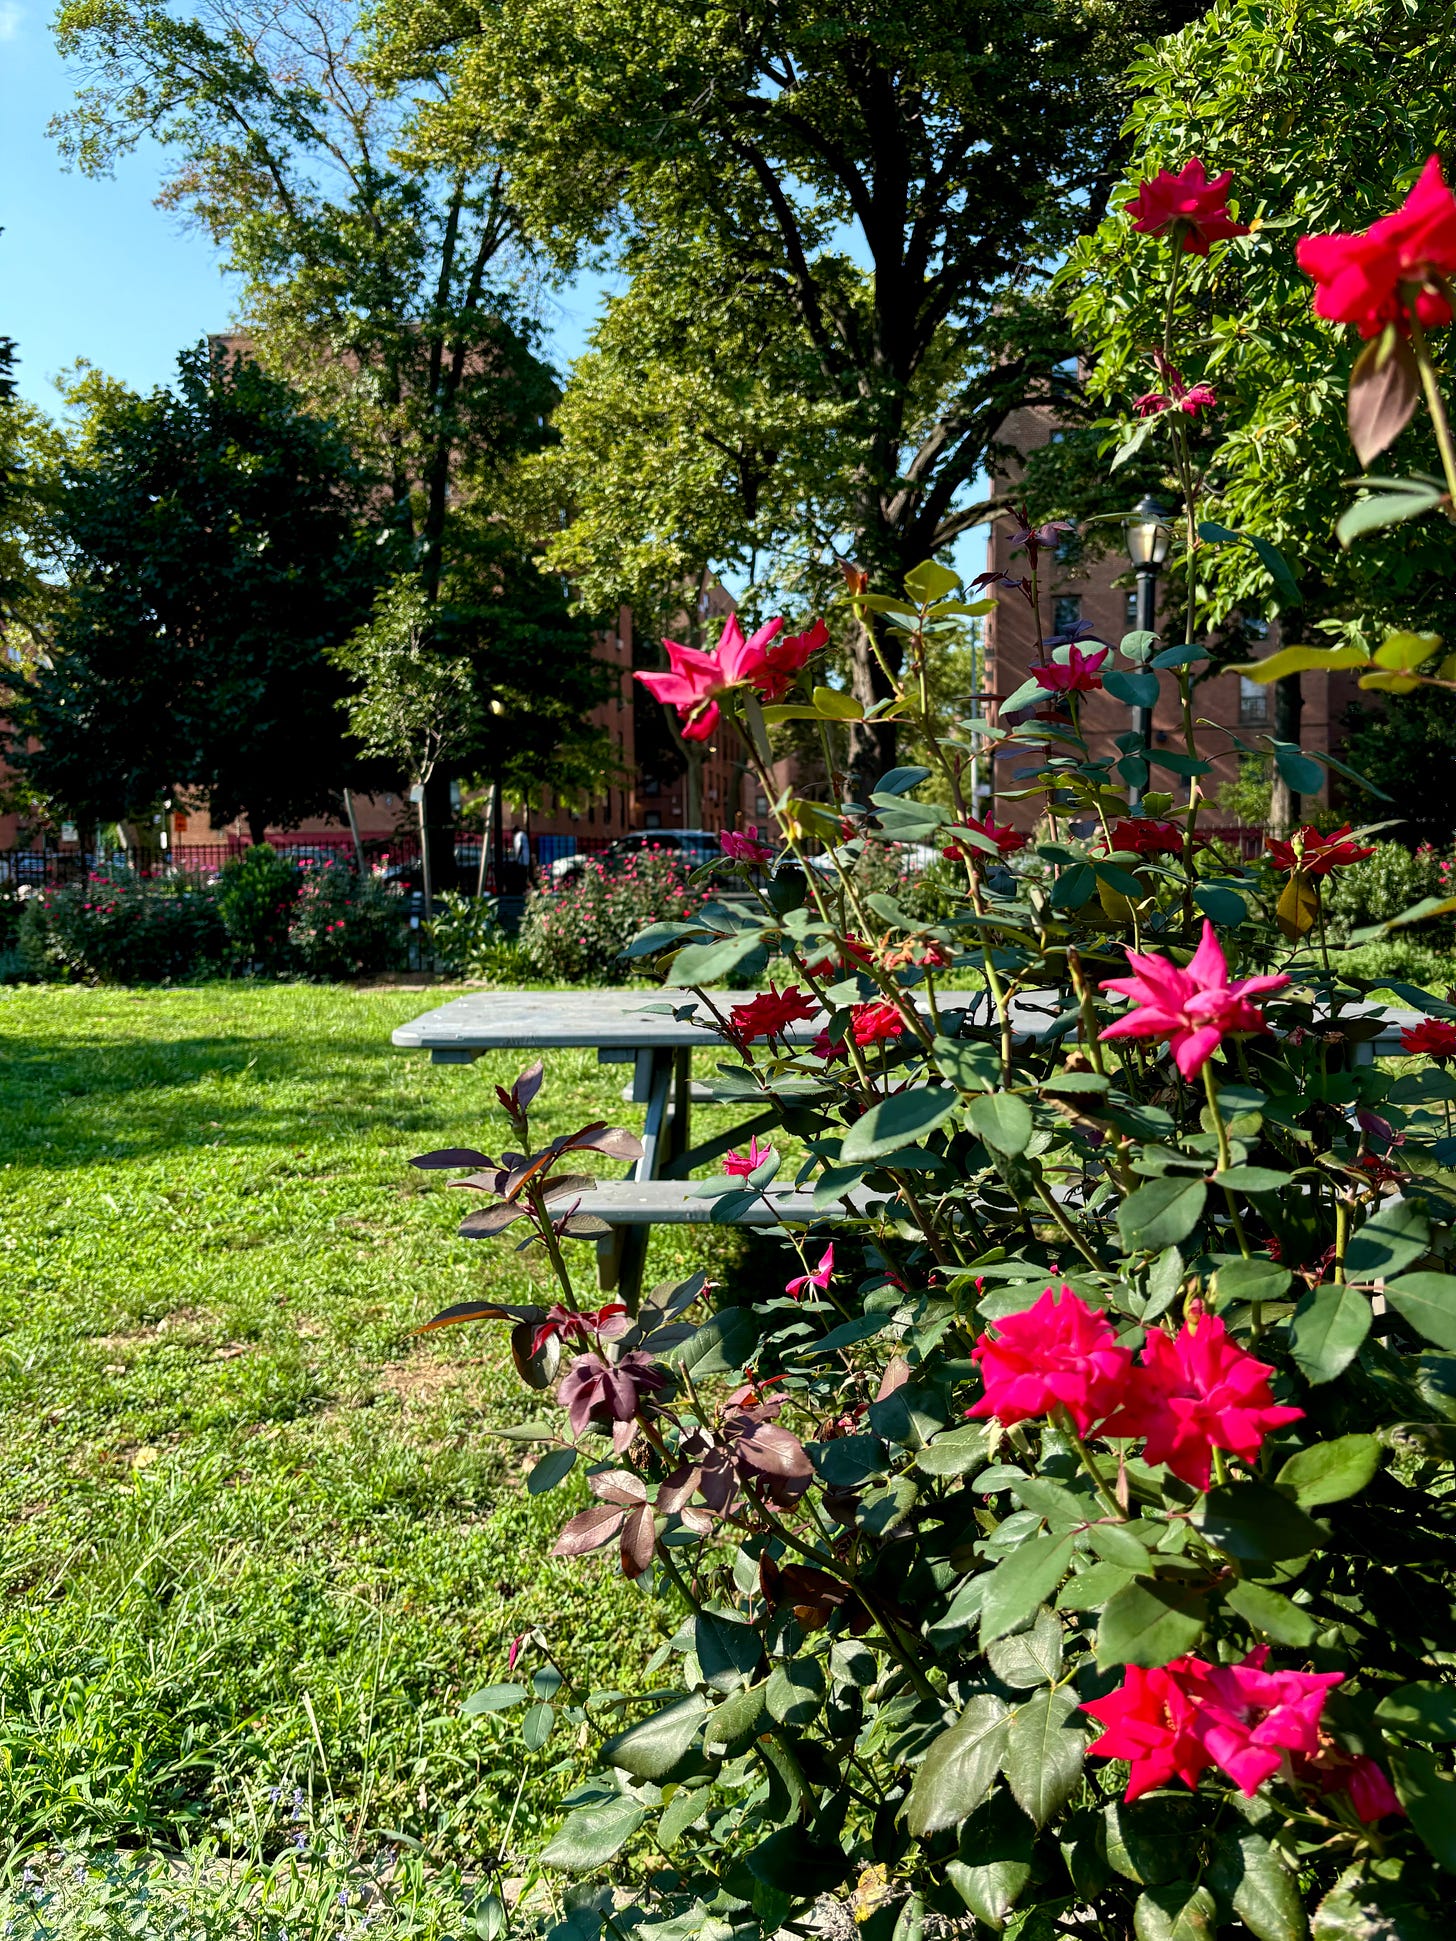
[{"left": 393, "top": 988, "right": 1423, "bottom": 1302}]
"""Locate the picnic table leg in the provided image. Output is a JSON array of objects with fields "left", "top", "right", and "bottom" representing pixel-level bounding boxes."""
[{"left": 595, "top": 1046, "right": 672, "bottom": 1309}]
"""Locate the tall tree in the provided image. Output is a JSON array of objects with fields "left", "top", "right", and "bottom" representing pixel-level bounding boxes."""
[
  {"left": 1055, "top": 0, "right": 1456, "bottom": 831},
  {"left": 372, "top": 0, "right": 1199, "bottom": 788},
  {"left": 51, "top": 0, "right": 611, "bottom": 878},
  {"left": 7, "top": 344, "right": 384, "bottom": 843}
]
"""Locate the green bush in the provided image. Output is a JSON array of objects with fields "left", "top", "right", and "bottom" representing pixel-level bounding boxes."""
[
  {"left": 287, "top": 860, "right": 409, "bottom": 979},
  {"left": 426, "top": 888, "right": 529, "bottom": 981},
  {"left": 1325, "top": 838, "right": 1455, "bottom": 945},
  {"left": 519, "top": 846, "right": 708, "bottom": 982},
  {"left": 18, "top": 869, "right": 228, "bottom": 984},
  {"left": 215, "top": 844, "right": 299, "bottom": 969}
]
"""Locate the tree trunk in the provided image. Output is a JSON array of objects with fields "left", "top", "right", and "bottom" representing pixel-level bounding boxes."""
[
  {"left": 1270, "top": 672, "right": 1304, "bottom": 836},
  {"left": 422, "top": 768, "right": 458, "bottom": 902},
  {"left": 247, "top": 806, "right": 269, "bottom": 847}
]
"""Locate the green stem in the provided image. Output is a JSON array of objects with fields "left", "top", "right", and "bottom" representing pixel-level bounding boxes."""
[
  {"left": 1407, "top": 302, "right": 1456, "bottom": 512},
  {"left": 1202, "top": 1060, "right": 1252, "bottom": 1261},
  {"left": 1066, "top": 1421, "right": 1123, "bottom": 1519}
]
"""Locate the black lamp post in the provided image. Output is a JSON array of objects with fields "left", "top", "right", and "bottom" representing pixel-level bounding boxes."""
[{"left": 1124, "top": 495, "right": 1173, "bottom": 810}]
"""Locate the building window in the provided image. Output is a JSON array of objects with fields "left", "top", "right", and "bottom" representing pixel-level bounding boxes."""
[
  {"left": 1053, "top": 595, "right": 1082, "bottom": 635},
  {"left": 755, "top": 793, "right": 769, "bottom": 818},
  {"left": 645, "top": 810, "right": 661, "bottom": 829},
  {"left": 1054, "top": 523, "right": 1080, "bottom": 565},
  {"left": 1238, "top": 676, "right": 1269, "bottom": 724},
  {"left": 1242, "top": 615, "right": 1271, "bottom": 640}
]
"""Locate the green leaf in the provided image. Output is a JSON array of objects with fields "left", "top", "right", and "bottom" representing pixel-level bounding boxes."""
[
  {"left": 695, "top": 1611, "right": 761, "bottom": 1693},
  {"left": 904, "top": 559, "right": 962, "bottom": 604},
  {"left": 876, "top": 765, "right": 933, "bottom": 795},
  {"left": 1213, "top": 1166, "right": 1290, "bottom": 1192},
  {"left": 840, "top": 1087, "right": 958, "bottom": 1163},
  {"left": 600, "top": 1695, "right": 707, "bottom": 1781},
  {"left": 1084, "top": 1523, "right": 1154, "bottom": 1572},
  {"left": 946, "top": 1791, "right": 1033, "bottom": 1927},
  {"left": 1058, "top": 1562, "right": 1138, "bottom": 1611},
  {"left": 704, "top": 1680, "right": 767, "bottom": 1758},
  {"left": 1097, "top": 1579, "right": 1207, "bottom": 1668},
  {"left": 528, "top": 1447, "right": 578, "bottom": 1494},
  {"left": 905, "top": 1695, "right": 1010, "bottom": 1836},
  {"left": 1120, "top": 629, "right": 1161, "bottom": 662},
  {"left": 1118, "top": 1176, "right": 1208, "bottom": 1251},
  {"left": 765, "top": 1655, "right": 825, "bottom": 1727},
  {"left": 1229, "top": 645, "right": 1370, "bottom": 682},
  {"left": 1276, "top": 1435, "right": 1382, "bottom": 1508},
  {"left": 1272, "top": 740, "right": 1325, "bottom": 797},
  {"left": 521, "top": 1700, "right": 555, "bottom": 1750},
  {"left": 915, "top": 1424, "right": 993, "bottom": 1476},
  {"left": 1215, "top": 1258, "right": 1291, "bottom": 1306},
  {"left": 812, "top": 684, "right": 864, "bottom": 721},
  {"left": 1134, "top": 1884, "right": 1218, "bottom": 1941},
  {"left": 1337, "top": 480, "right": 1447, "bottom": 548},
  {"left": 1290, "top": 1284, "right": 1371, "bottom": 1384},
  {"left": 1105, "top": 669, "right": 1160, "bottom": 709},
  {"left": 1208, "top": 1828, "right": 1305, "bottom": 1941},
  {"left": 462, "top": 1683, "right": 528, "bottom": 1716},
  {"left": 657, "top": 1783, "right": 710, "bottom": 1848},
  {"left": 1195, "top": 885, "right": 1248, "bottom": 927},
  {"left": 1223, "top": 1581, "right": 1316, "bottom": 1648},
  {"left": 1104, "top": 1799, "right": 1187, "bottom": 1886},
  {"left": 1196, "top": 1481, "right": 1328, "bottom": 1564},
  {"left": 1386, "top": 1273, "right": 1456, "bottom": 1350},
  {"left": 979, "top": 1532, "right": 1078, "bottom": 1645},
  {"left": 667, "top": 930, "right": 770, "bottom": 987},
  {"left": 667, "top": 1307, "right": 762, "bottom": 1376},
  {"left": 1245, "top": 532, "right": 1303, "bottom": 610},
  {"left": 967, "top": 1093, "right": 1034, "bottom": 1156},
  {"left": 540, "top": 1795, "right": 646, "bottom": 1872},
  {"left": 1004, "top": 1686, "right": 1087, "bottom": 1826},
  {"left": 1376, "top": 1683, "right": 1456, "bottom": 1742},
  {"left": 1050, "top": 861, "right": 1096, "bottom": 910},
  {"left": 1396, "top": 1747, "right": 1456, "bottom": 1871},
  {"left": 1346, "top": 1198, "right": 1430, "bottom": 1279},
  {"left": 986, "top": 1608, "right": 1063, "bottom": 1688}
]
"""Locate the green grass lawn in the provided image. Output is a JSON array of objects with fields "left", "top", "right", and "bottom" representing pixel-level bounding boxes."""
[{"left": 0, "top": 982, "right": 756, "bottom": 1886}]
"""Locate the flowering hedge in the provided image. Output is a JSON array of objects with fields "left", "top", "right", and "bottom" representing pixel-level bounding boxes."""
[
  {"left": 519, "top": 847, "right": 711, "bottom": 983},
  {"left": 413, "top": 159, "right": 1456, "bottom": 1939},
  {"left": 17, "top": 868, "right": 228, "bottom": 983}
]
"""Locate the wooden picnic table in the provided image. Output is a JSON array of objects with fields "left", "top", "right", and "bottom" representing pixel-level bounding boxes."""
[{"left": 392, "top": 987, "right": 1423, "bottom": 1302}]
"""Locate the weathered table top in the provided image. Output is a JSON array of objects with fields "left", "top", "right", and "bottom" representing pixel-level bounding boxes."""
[
  {"left": 393, "top": 988, "right": 1427, "bottom": 1065},
  {"left": 390, "top": 987, "right": 1069, "bottom": 1055}
]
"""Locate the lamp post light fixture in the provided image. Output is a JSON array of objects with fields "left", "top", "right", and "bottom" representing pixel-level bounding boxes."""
[{"left": 1123, "top": 495, "right": 1173, "bottom": 810}]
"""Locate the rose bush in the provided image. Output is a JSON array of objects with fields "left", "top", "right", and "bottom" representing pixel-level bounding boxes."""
[
  {"left": 412, "top": 158, "right": 1456, "bottom": 1940},
  {"left": 519, "top": 847, "right": 712, "bottom": 984}
]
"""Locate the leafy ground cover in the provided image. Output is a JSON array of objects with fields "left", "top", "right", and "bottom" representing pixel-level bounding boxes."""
[{"left": 0, "top": 982, "right": 752, "bottom": 1908}]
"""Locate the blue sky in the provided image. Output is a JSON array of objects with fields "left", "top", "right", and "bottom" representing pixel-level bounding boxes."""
[{"left": 0, "top": 6, "right": 611, "bottom": 410}]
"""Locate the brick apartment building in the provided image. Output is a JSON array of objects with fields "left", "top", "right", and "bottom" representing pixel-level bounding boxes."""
[{"left": 983, "top": 405, "right": 1362, "bottom": 830}]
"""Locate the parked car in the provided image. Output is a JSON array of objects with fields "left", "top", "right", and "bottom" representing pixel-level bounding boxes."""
[{"left": 548, "top": 829, "right": 725, "bottom": 884}]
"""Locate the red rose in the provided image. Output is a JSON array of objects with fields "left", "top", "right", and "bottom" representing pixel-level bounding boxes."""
[
  {"left": 1126, "top": 157, "right": 1250, "bottom": 256},
  {"left": 1297, "top": 154, "right": 1456, "bottom": 338}
]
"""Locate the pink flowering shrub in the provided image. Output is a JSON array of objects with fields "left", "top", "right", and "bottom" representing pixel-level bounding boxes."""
[
  {"left": 286, "top": 859, "right": 407, "bottom": 978},
  {"left": 408, "top": 157, "right": 1456, "bottom": 1940},
  {"left": 518, "top": 846, "right": 710, "bottom": 983},
  {"left": 18, "top": 866, "right": 227, "bottom": 982}
]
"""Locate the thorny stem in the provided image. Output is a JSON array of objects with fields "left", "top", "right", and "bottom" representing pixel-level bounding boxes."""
[
  {"left": 1202, "top": 1062, "right": 1253, "bottom": 1262},
  {"left": 525, "top": 1183, "right": 577, "bottom": 1304}
]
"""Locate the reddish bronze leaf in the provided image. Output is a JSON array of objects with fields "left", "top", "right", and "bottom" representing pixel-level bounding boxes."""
[
  {"left": 458, "top": 1203, "right": 528, "bottom": 1237},
  {"left": 1348, "top": 329, "right": 1420, "bottom": 466},
  {"left": 414, "top": 1299, "right": 520, "bottom": 1333},
  {"left": 620, "top": 1501, "right": 657, "bottom": 1578},
  {"left": 410, "top": 1148, "right": 496, "bottom": 1169},
  {"left": 551, "top": 1502, "right": 624, "bottom": 1557}
]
